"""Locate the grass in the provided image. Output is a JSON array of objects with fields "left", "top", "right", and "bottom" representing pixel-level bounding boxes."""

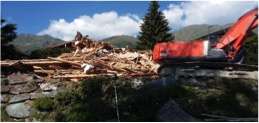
[
  {"left": 33, "top": 97, "right": 54, "bottom": 111},
  {"left": 1, "top": 106, "right": 10, "bottom": 122},
  {"left": 175, "top": 78, "right": 258, "bottom": 118},
  {"left": 30, "top": 77, "right": 257, "bottom": 121}
]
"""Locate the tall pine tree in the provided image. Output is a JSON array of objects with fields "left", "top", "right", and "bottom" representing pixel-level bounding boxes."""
[
  {"left": 137, "top": 1, "right": 173, "bottom": 50},
  {"left": 1, "top": 19, "right": 17, "bottom": 46},
  {"left": 1, "top": 19, "right": 27, "bottom": 59}
]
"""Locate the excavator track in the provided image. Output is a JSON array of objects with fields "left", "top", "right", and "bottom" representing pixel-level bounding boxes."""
[
  {"left": 158, "top": 62, "right": 258, "bottom": 80},
  {"left": 159, "top": 61, "right": 258, "bottom": 71}
]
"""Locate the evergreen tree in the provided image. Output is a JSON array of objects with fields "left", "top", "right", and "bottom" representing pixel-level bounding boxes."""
[
  {"left": 137, "top": 1, "right": 173, "bottom": 50},
  {"left": 1, "top": 19, "right": 17, "bottom": 45},
  {"left": 1, "top": 19, "right": 27, "bottom": 59},
  {"left": 243, "top": 34, "right": 258, "bottom": 65}
]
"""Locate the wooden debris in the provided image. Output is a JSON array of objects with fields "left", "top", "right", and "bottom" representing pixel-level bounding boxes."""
[
  {"left": 34, "top": 70, "right": 55, "bottom": 74},
  {"left": 53, "top": 74, "right": 117, "bottom": 79},
  {"left": 0, "top": 59, "right": 64, "bottom": 67},
  {"left": 1, "top": 36, "right": 159, "bottom": 79},
  {"left": 48, "top": 57, "right": 81, "bottom": 67}
]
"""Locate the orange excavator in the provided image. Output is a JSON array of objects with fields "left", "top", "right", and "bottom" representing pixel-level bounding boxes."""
[{"left": 153, "top": 8, "right": 258, "bottom": 74}]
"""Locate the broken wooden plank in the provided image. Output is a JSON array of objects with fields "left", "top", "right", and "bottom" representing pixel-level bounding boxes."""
[
  {"left": 48, "top": 57, "right": 81, "bottom": 67},
  {"left": 53, "top": 73, "right": 119, "bottom": 79},
  {"left": 1, "top": 59, "right": 64, "bottom": 67},
  {"left": 34, "top": 70, "right": 55, "bottom": 74},
  {"left": 1, "top": 61, "right": 19, "bottom": 67}
]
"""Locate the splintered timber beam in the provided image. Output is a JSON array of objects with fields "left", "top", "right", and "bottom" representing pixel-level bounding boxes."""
[
  {"left": 52, "top": 73, "right": 157, "bottom": 79},
  {"left": 53, "top": 73, "right": 119, "bottom": 79},
  {"left": 47, "top": 57, "right": 81, "bottom": 67},
  {"left": 0, "top": 61, "right": 20, "bottom": 67},
  {"left": 34, "top": 70, "right": 55, "bottom": 74},
  {"left": 0, "top": 59, "right": 64, "bottom": 67}
]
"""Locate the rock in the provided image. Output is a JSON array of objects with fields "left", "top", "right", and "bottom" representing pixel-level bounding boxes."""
[
  {"left": 40, "top": 83, "right": 57, "bottom": 91},
  {"left": 1, "top": 94, "right": 9, "bottom": 103},
  {"left": 42, "top": 91, "right": 58, "bottom": 98},
  {"left": 13, "top": 118, "right": 25, "bottom": 122},
  {"left": 33, "top": 118, "right": 40, "bottom": 122},
  {"left": 7, "top": 73, "right": 34, "bottom": 85},
  {"left": 35, "top": 78, "right": 44, "bottom": 83},
  {"left": 1, "top": 85, "right": 10, "bottom": 93},
  {"left": 158, "top": 100, "right": 196, "bottom": 122},
  {"left": 252, "top": 86, "right": 258, "bottom": 95},
  {"left": 9, "top": 94, "right": 30, "bottom": 104},
  {"left": 30, "top": 92, "right": 46, "bottom": 99},
  {"left": 132, "top": 78, "right": 144, "bottom": 89},
  {"left": 25, "top": 118, "right": 32, "bottom": 122},
  {"left": 9, "top": 81, "right": 38, "bottom": 94},
  {"left": 6, "top": 102, "right": 31, "bottom": 118}
]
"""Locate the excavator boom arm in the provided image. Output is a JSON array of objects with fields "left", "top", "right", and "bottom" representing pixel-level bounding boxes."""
[{"left": 214, "top": 8, "right": 258, "bottom": 59}]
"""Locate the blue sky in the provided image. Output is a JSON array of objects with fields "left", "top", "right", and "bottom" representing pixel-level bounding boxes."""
[
  {"left": 1, "top": 1, "right": 257, "bottom": 40},
  {"left": 2, "top": 1, "right": 177, "bottom": 34}
]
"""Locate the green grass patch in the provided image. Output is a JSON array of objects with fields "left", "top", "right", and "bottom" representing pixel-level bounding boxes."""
[
  {"left": 1, "top": 106, "right": 10, "bottom": 121},
  {"left": 33, "top": 97, "right": 54, "bottom": 111}
]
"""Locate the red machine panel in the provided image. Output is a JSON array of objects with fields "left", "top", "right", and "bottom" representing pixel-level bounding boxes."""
[{"left": 153, "top": 40, "right": 207, "bottom": 62}]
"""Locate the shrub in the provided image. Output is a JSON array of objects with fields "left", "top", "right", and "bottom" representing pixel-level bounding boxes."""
[
  {"left": 33, "top": 97, "right": 54, "bottom": 111},
  {"left": 243, "top": 35, "right": 258, "bottom": 65}
]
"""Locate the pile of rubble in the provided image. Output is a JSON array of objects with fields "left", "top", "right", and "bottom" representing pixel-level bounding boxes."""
[
  {"left": 49, "top": 39, "right": 159, "bottom": 79},
  {"left": 1, "top": 37, "right": 159, "bottom": 80}
]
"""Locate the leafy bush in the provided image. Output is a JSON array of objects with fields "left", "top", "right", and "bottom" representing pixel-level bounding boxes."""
[
  {"left": 31, "top": 111, "right": 55, "bottom": 122},
  {"left": 174, "top": 78, "right": 258, "bottom": 118},
  {"left": 33, "top": 97, "right": 54, "bottom": 111},
  {"left": 50, "top": 77, "right": 118, "bottom": 121},
  {"left": 243, "top": 35, "right": 258, "bottom": 65}
]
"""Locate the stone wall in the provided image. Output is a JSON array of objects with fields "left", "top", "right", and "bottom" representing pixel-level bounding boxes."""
[{"left": 1, "top": 72, "right": 58, "bottom": 121}]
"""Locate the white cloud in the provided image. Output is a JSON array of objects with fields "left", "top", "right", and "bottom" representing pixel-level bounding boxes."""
[
  {"left": 163, "top": 1, "right": 257, "bottom": 30},
  {"left": 39, "top": 1, "right": 257, "bottom": 40},
  {"left": 38, "top": 11, "right": 141, "bottom": 41}
]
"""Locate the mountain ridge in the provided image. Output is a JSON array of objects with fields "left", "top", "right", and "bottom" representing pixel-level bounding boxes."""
[{"left": 10, "top": 34, "right": 65, "bottom": 55}]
